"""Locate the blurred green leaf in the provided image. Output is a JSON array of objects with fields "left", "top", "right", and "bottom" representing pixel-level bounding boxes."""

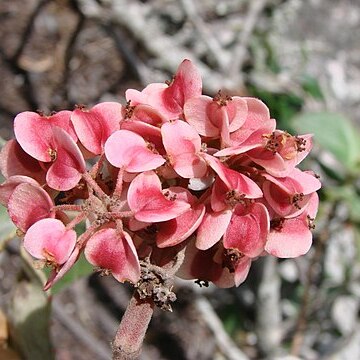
[
  {"left": 300, "top": 75, "right": 324, "bottom": 100},
  {"left": 45, "top": 252, "right": 93, "bottom": 295},
  {"left": 293, "top": 112, "right": 360, "bottom": 169}
]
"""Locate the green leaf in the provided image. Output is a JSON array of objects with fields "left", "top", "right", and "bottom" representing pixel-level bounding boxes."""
[
  {"left": 293, "top": 112, "right": 360, "bottom": 169},
  {"left": 44, "top": 252, "right": 94, "bottom": 294}
]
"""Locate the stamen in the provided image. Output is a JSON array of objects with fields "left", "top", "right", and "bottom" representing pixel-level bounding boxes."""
[
  {"left": 124, "top": 100, "right": 135, "bottom": 119},
  {"left": 222, "top": 248, "right": 243, "bottom": 273},
  {"left": 213, "top": 90, "right": 232, "bottom": 106},
  {"left": 48, "top": 148, "right": 57, "bottom": 162},
  {"left": 270, "top": 218, "right": 285, "bottom": 231}
]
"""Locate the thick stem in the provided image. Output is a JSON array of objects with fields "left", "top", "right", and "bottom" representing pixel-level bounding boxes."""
[{"left": 112, "top": 292, "right": 154, "bottom": 360}]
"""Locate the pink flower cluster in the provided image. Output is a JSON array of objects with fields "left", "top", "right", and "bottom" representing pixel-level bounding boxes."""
[{"left": 0, "top": 60, "right": 320, "bottom": 290}]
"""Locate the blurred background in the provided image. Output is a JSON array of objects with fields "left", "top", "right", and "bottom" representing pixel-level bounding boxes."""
[{"left": 0, "top": 0, "right": 360, "bottom": 359}]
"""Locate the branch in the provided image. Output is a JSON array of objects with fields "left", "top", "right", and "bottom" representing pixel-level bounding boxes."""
[{"left": 195, "top": 296, "right": 249, "bottom": 360}]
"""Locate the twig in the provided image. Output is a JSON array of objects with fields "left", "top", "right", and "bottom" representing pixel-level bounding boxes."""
[
  {"left": 228, "top": 0, "right": 268, "bottom": 79},
  {"left": 180, "top": 0, "right": 228, "bottom": 71},
  {"left": 52, "top": 299, "right": 111, "bottom": 360},
  {"left": 194, "top": 296, "right": 249, "bottom": 360},
  {"left": 255, "top": 256, "right": 282, "bottom": 357}
]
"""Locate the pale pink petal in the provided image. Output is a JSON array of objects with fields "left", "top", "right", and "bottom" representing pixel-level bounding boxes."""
[
  {"left": 85, "top": 229, "right": 140, "bottom": 284},
  {"left": 8, "top": 183, "right": 55, "bottom": 232},
  {"left": 223, "top": 203, "right": 269, "bottom": 258},
  {"left": 127, "top": 171, "right": 190, "bottom": 222},
  {"left": 184, "top": 96, "right": 219, "bottom": 137},
  {"left": 24, "top": 218, "right": 77, "bottom": 265},
  {"left": 126, "top": 104, "right": 167, "bottom": 125},
  {"left": 71, "top": 102, "right": 122, "bottom": 155},
  {"left": 14, "top": 110, "right": 75, "bottom": 162},
  {"left": 265, "top": 216, "right": 312, "bottom": 258},
  {"left": 46, "top": 127, "right": 86, "bottom": 191},
  {"left": 105, "top": 129, "right": 165, "bottom": 172},
  {"left": 196, "top": 209, "right": 232, "bottom": 250},
  {"left": 0, "top": 139, "right": 46, "bottom": 184}
]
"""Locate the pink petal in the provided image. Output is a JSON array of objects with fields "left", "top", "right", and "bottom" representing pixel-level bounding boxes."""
[
  {"left": 8, "top": 183, "right": 55, "bottom": 232},
  {"left": 223, "top": 203, "right": 269, "bottom": 258},
  {"left": 124, "top": 104, "right": 167, "bottom": 125},
  {"left": 127, "top": 171, "right": 190, "bottom": 222},
  {"left": 24, "top": 218, "right": 77, "bottom": 265},
  {"left": 85, "top": 229, "right": 140, "bottom": 284},
  {"left": 46, "top": 127, "right": 86, "bottom": 191},
  {"left": 147, "top": 59, "right": 202, "bottom": 119},
  {"left": 184, "top": 96, "right": 219, "bottom": 137},
  {"left": 156, "top": 188, "right": 206, "bottom": 247},
  {"left": 206, "top": 154, "right": 262, "bottom": 199},
  {"left": 234, "top": 256, "right": 252, "bottom": 287},
  {"left": 196, "top": 209, "right": 232, "bottom": 250},
  {"left": 14, "top": 110, "right": 76, "bottom": 162},
  {"left": 0, "top": 175, "right": 39, "bottom": 206},
  {"left": 161, "top": 120, "right": 207, "bottom": 178},
  {"left": 105, "top": 130, "right": 165, "bottom": 172},
  {"left": 0, "top": 139, "right": 46, "bottom": 184},
  {"left": 71, "top": 102, "right": 122, "bottom": 155},
  {"left": 177, "top": 240, "right": 235, "bottom": 288},
  {"left": 265, "top": 216, "right": 312, "bottom": 258}
]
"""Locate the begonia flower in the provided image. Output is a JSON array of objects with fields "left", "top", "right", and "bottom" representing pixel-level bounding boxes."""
[
  {"left": 14, "top": 110, "right": 76, "bottom": 162},
  {"left": 156, "top": 187, "right": 206, "bottom": 248},
  {"left": 71, "top": 102, "right": 122, "bottom": 155},
  {"left": 104, "top": 129, "right": 165, "bottom": 173},
  {"left": 127, "top": 171, "right": 190, "bottom": 222},
  {"left": 184, "top": 91, "right": 248, "bottom": 145},
  {"left": 265, "top": 193, "right": 319, "bottom": 258},
  {"left": 46, "top": 127, "right": 86, "bottom": 191},
  {"left": 85, "top": 228, "right": 140, "bottom": 283},
  {"left": 126, "top": 59, "right": 202, "bottom": 119},
  {"left": 262, "top": 168, "right": 321, "bottom": 218},
  {"left": 24, "top": 218, "right": 77, "bottom": 266},
  {"left": 161, "top": 120, "right": 208, "bottom": 178}
]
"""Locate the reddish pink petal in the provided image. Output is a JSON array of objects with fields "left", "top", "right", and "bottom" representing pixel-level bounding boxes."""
[
  {"left": 206, "top": 154, "right": 262, "bottom": 199},
  {"left": 71, "top": 102, "right": 122, "bottom": 155},
  {"left": 177, "top": 240, "right": 235, "bottom": 288},
  {"left": 265, "top": 216, "right": 312, "bottom": 258},
  {"left": 0, "top": 175, "right": 39, "bottom": 206},
  {"left": 196, "top": 209, "right": 232, "bottom": 250},
  {"left": 85, "top": 229, "right": 140, "bottom": 283},
  {"left": 127, "top": 171, "right": 190, "bottom": 222},
  {"left": 234, "top": 256, "right": 252, "bottom": 287},
  {"left": 223, "top": 203, "right": 269, "bottom": 258},
  {"left": 24, "top": 218, "right": 77, "bottom": 265},
  {"left": 105, "top": 130, "right": 165, "bottom": 172},
  {"left": 46, "top": 127, "right": 86, "bottom": 191},
  {"left": 0, "top": 139, "right": 46, "bottom": 184},
  {"left": 156, "top": 188, "right": 206, "bottom": 247},
  {"left": 147, "top": 59, "right": 202, "bottom": 118},
  {"left": 125, "top": 104, "right": 167, "bottom": 125},
  {"left": 8, "top": 183, "right": 54, "bottom": 232},
  {"left": 14, "top": 110, "right": 75, "bottom": 162}
]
